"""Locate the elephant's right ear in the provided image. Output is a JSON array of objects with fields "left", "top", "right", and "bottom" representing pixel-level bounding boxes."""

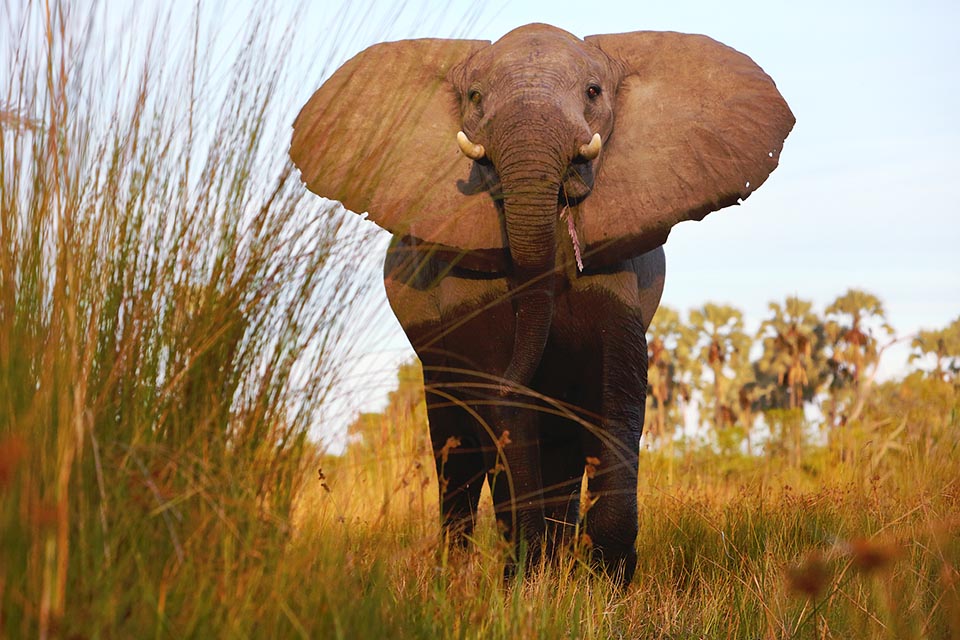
[{"left": 291, "top": 38, "right": 505, "bottom": 261}]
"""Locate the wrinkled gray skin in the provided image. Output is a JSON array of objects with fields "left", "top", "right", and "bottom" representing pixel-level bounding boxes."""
[
  {"left": 291, "top": 23, "right": 793, "bottom": 586},
  {"left": 387, "top": 28, "right": 661, "bottom": 584}
]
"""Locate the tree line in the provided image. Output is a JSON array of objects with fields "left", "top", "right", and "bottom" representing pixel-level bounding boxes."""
[
  {"left": 347, "top": 288, "right": 958, "bottom": 462},
  {"left": 645, "top": 288, "right": 960, "bottom": 459}
]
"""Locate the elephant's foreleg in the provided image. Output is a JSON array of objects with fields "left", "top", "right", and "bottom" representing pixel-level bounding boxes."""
[
  {"left": 426, "top": 383, "right": 487, "bottom": 547},
  {"left": 538, "top": 420, "right": 586, "bottom": 557},
  {"left": 582, "top": 310, "right": 647, "bottom": 586},
  {"left": 487, "top": 402, "right": 546, "bottom": 577}
]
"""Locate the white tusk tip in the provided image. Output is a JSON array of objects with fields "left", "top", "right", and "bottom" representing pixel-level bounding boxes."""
[
  {"left": 456, "top": 131, "right": 485, "bottom": 161},
  {"left": 579, "top": 133, "right": 602, "bottom": 160}
]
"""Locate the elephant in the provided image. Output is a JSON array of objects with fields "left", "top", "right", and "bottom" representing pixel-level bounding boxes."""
[{"left": 290, "top": 23, "right": 793, "bottom": 585}]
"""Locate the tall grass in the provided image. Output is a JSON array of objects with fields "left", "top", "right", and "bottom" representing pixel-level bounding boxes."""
[{"left": 0, "top": 2, "right": 379, "bottom": 635}]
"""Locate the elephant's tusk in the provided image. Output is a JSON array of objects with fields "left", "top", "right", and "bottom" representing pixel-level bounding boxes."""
[
  {"left": 578, "top": 133, "right": 602, "bottom": 161},
  {"left": 456, "top": 131, "right": 485, "bottom": 161}
]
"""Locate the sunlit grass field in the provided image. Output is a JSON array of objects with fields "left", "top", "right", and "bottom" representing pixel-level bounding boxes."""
[
  {"left": 292, "top": 367, "right": 959, "bottom": 639},
  {"left": 2, "top": 3, "right": 958, "bottom": 638}
]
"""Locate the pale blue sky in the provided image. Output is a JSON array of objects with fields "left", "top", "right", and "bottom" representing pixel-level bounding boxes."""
[{"left": 286, "top": 0, "right": 959, "bottom": 422}]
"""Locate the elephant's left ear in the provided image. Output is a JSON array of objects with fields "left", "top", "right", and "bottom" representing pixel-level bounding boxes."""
[{"left": 581, "top": 32, "right": 795, "bottom": 263}]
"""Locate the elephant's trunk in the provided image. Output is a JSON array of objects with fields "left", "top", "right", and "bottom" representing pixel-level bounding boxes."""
[{"left": 493, "top": 128, "right": 566, "bottom": 392}]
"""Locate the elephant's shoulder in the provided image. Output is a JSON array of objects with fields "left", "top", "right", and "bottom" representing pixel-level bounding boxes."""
[
  {"left": 384, "top": 238, "right": 508, "bottom": 292},
  {"left": 384, "top": 240, "right": 509, "bottom": 337},
  {"left": 569, "top": 246, "right": 665, "bottom": 326}
]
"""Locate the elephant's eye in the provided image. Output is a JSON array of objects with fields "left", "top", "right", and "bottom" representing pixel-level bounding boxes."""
[
  {"left": 468, "top": 89, "right": 482, "bottom": 106},
  {"left": 586, "top": 84, "right": 602, "bottom": 100}
]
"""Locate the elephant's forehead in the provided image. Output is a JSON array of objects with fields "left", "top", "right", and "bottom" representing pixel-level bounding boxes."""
[
  {"left": 474, "top": 29, "right": 605, "bottom": 81},
  {"left": 494, "top": 23, "right": 581, "bottom": 51}
]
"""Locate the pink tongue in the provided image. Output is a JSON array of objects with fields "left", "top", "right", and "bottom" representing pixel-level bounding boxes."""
[{"left": 562, "top": 207, "right": 583, "bottom": 272}]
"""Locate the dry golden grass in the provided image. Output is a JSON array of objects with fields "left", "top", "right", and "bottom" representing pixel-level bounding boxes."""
[{"left": 288, "top": 367, "right": 960, "bottom": 639}]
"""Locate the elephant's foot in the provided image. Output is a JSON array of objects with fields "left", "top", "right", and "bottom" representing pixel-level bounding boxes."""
[
  {"left": 501, "top": 537, "right": 546, "bottom": 583},
  {"left": 491, "top": 480, "right": 548, "bottom": 582},
  {"left": 581, "top": 491, "right": 639, "bottom": 587},
  {"left": 493, "top": 504, "right": 549, "bottom": 578},
  {"left": 439, "top": 516, "right": 477, "bottom": 550},
  {"left": 590, "top": 541, "right": 637, "bottom": 588},
  {"left": 428, "top": 420, "right": 486, "bottom": 548}
]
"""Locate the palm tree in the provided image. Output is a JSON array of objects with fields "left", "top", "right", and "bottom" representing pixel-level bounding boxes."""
[
  {"left": 755, "top": 296, "right": 828, "bottom": 410},
  {"left": 909, "top": 316, "right": 960, "bottom": 382},
  {"left": 822, "top": 289, "right": 896, "bottom": 436},
  {"left": 753, "top": 296, "right": 828, "bottom": 462},
  {"left": 687, "top": 303, "right": 754, "bottom": 453}
]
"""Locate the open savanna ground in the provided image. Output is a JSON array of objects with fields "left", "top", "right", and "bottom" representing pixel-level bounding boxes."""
[{"left": 4, "top": 346, "right": 959, "bottom": 637}]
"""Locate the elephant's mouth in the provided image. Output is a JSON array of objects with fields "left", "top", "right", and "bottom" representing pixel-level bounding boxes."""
[
  {"left": 455, "top": 129, "right": 599, "bottom": 206},
  {"left": 459, "top": 156, "right": 596, "bottom": 208},
  {"left": 561, "top": 161, "right": 595, "bottom": 204}
]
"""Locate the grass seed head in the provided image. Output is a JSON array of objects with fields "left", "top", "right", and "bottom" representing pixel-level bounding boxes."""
[
  {"left": 0, "top": 436, "right": 27, "bottom": 489},
  {"left": 786, "top": 551, "right": 831, "bottom": 598},
  {"left": 439, "top": 436, "right": 461, "bottom": 465},
  {"left": 584, "top": 456, "right": 601, "bottom": 479},
  {"left": 847, "top": 537, "right": 901, "bottom": 574}
]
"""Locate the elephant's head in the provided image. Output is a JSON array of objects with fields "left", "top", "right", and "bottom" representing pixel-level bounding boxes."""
[{"left": 291, "top": 24, "right": 793, "bottom": 389}]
